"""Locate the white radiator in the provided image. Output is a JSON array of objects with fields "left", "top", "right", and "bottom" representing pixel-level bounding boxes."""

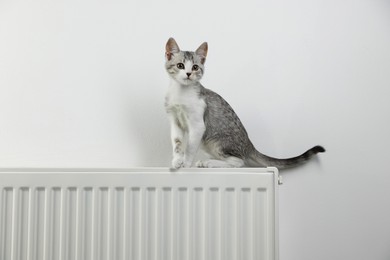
[{"left": 0, "top": 168, "right": 279, "bottom": 260}]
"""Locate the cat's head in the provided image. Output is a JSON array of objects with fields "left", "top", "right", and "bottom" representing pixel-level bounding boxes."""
[{"left": 165, "top": 38, "right": 208, "bottom": 86}]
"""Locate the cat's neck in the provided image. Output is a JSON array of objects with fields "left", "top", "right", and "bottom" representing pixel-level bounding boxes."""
[
  {"left": 169, "top": 79, "right": 202, "bottom": 91},
  {"left": 166, "top": 79, "right": 205, "bottom": 107}
]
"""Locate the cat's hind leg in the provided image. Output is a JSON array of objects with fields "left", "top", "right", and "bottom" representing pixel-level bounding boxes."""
[{"left": 196, "top": 156, "right": 244, "bottom": 168}]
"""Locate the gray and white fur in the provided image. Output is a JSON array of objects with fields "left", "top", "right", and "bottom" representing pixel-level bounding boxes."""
[{"left": 164, "top": 38, "right": 325, "bottom": 169}]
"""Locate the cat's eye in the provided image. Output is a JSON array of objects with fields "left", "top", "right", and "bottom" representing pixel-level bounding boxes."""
[
  {"left": 177, "top": 63, "right": 185, "bottom": 69},
  {"left": 192, "top": 65, "right": 199, "bottom": 71}
]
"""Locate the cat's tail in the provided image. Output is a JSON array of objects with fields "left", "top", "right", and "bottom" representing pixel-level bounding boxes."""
[{"left": 247, "top": 145, "right": 325, "bottom": 169}]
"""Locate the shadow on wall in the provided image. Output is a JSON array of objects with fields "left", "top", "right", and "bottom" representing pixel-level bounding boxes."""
[{"left": 127, "top": 92, "right": 171, "bottom": 167}]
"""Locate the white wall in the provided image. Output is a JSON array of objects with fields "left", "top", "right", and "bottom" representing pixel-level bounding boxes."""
[{"left": 1, "top": 0, "right": 390, "bottom": 259}]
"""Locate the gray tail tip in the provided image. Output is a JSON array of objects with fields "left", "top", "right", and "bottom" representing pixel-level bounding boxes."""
[{"left": 313, "top": 145, "right": 326, "bottom": 153}]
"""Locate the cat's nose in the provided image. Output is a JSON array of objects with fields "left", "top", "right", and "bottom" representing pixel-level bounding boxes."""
[{"left": 186, "top": 73, "right": 191, "bottom": 77}]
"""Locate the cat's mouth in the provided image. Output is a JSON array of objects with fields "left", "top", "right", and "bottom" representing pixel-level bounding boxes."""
[{"left": 177, "top": 77, "right": 195, "bottom": 85}]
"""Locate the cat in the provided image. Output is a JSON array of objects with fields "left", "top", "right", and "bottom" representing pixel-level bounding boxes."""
[{"left": 164, "top": 37, "right": 325, "bottom": 169}]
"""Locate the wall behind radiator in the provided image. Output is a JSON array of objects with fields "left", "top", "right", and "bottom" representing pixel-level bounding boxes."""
[{"left": 1, "top": 0, "right": 390, "bottom": 259}]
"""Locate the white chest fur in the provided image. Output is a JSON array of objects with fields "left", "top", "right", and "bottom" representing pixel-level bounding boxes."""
[{"left": 165, "top": 82, "right": 206, "bottom": 130}]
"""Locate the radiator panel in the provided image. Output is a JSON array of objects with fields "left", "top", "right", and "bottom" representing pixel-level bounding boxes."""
[{"left": 0, "top": 168, "right": 279, "bottom": 260}]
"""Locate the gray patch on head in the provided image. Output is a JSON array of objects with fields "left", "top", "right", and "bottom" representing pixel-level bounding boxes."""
[{"left": 183, "top": 51, "right": 194, "bottom": 63}]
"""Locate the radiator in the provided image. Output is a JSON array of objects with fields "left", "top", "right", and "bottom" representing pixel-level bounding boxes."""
[{"left": 0, "top": 168, "right": 280, "bottom": 260}]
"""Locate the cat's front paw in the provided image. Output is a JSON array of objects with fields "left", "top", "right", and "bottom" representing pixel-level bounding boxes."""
[
  {"left": 172, "top": 157, "right": 185, "bottom": 169},
  {"left": 196, "top": 160, "right": 208, "bottom": 168}
]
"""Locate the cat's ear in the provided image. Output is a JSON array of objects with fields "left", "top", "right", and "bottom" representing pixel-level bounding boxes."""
[
  {"left": 195, "top": 42, "right": 208, "bottom": 64},
  {"left": 166, "top": 38, "right": 180, "bottom": 61}
]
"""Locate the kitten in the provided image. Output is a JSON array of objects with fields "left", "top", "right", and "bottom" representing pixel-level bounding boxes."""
[{"left": 164, "top": 38, "right": 325, "bottom": 169}]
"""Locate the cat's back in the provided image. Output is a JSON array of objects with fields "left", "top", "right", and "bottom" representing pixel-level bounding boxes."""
[
  {"left": 200, "top": 86, "right": 240, "bottom": 121},
  {"left": 199, "top": 86, "right": 249, "bottom": 137},
  {"left": 199, "top": 85, "right": 254, "bottom": 158}
]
